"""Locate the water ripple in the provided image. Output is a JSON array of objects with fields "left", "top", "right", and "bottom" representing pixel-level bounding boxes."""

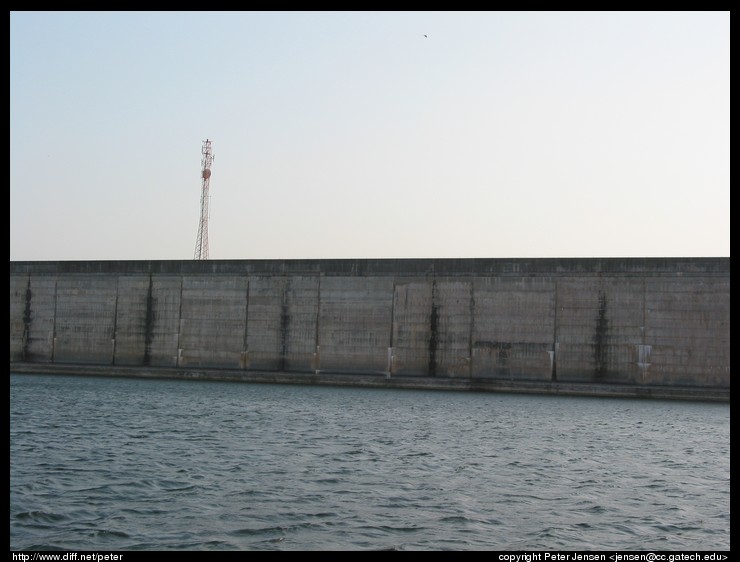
[{"left": 10, "top": 373, "right": 730, "bottom": 551}]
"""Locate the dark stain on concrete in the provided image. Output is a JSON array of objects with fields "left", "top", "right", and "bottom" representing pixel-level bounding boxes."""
[
  {"left": 594, "top": 291, "right": 609, "bottom": 379},
  {"left": 143, "top": 275, "right": 154, "bottom": 366},
  {"left": 428, "top": 280, "right": 438, "bottom": 376},
  {"left": 279, "top": 281, "right": 289, "bottom": 372},
  {"left": 22, "top": 278, "right": 32, "bottom": 360}
]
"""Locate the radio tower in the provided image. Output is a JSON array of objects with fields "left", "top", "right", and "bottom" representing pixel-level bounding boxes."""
[{"left": 193, "top": 139, "right": 214, "bottom": 260}]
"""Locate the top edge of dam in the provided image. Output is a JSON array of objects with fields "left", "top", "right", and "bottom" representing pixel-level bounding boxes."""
[{"left": 8, "top": 256, "right": 731, "bottom": 277}]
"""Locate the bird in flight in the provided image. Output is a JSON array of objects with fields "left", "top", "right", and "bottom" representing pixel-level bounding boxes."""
[{"left": 424, "top": 34, "right": 427, "bottom": 37}]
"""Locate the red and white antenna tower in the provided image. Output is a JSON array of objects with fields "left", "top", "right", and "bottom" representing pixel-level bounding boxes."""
[{"left": 193, "top": 139, "right": 214, "bottom": 260}]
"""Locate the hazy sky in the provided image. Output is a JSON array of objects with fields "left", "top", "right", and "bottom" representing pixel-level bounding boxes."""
[{"left": 10, "top": 11, "right": 730, "bottom": 261}]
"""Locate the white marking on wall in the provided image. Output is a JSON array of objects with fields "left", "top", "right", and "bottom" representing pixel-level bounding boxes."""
[
  {"left": 637, "top": 344, "right": 652, "bottom": 382},
  {"left": 547, "top": 343, "right": 559, "bottom": 371}
]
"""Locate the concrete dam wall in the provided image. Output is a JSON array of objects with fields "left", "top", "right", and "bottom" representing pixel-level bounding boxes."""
[{"left": 9, "top": 258, "right": 730, "bottom": 394}]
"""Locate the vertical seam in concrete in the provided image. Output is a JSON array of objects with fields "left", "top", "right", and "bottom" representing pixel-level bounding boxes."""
[
  {"left": 428, "top": 279, "right": 438, "bottom": 376},
  {"left": 22, "top": 276, "right": 32, "bottom": 361},
  {"left": 242, "top": 277, "right": 250, "bottom": 370},
  {"left": 389, "top": 280, "right": 396, "bottom": 349},
  {"left": 641, "top": 277, "right": 647, "bottom": 384},
  {"left": 552, "top": 279, "right": 558, "bottom": 382},
  {"left": 176, "top": 275, "right": 183, "bottom": 367},
  {"left": 314, "top": 274, "right": 321, "bottom": 373},
  {"left": 468, "top": 279, "right": 475, "bottom": 379},
  {"left": 594, "top": 285, "right": 608, "bottom": 380},
  {"left": 111, "top": 276, "right": 119, "bottom": 365},
  {"left": 640, "top": 279, "right": 647, "bottom": 345},
  {"left": 279, "top": 277, "right": 288, "bottom": 372},
  {"left": 51, "top": 277, "right": 58, "bottom": 363},
  {"left": 388, "top": 280, "right": 396, "bottom": 377},
  {"left": 143, "top": 274, "right": 154, "bottom": 366}
]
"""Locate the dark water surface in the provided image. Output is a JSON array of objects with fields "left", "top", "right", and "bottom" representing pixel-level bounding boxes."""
[{"left": 10, "top": 373, "right": 730, "bottom": 551}]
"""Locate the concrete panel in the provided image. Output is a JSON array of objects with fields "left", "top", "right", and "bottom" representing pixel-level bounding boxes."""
[
  {"left": 282, "top": 276, "right": 320, "bottom": 372},
  {"left": 556, "top": 277, "right": 646, "bottom": 383},
  {"left": 317, "top": 276, "right": 393, "bottom": 374},
  {"left": 643, "top": 278, "right": 730, "bottom": 387},
  {"left": 432, "top": 279, "right": 472, "bottom": 378},
  {"left": 244, "top": 276, "right": 285, "bottom": 370},
  {"left": 472, "top": 276, "right": 555, "bottom": 381},
  {"left": 556, "top": 278, "right": 609, "bottom": 382},
  {"left": 390, "top": 280, "right": 432, "bottom": 375},
  {"left": 24, "top": 276, "right": 58, "bottom": 363},
  {"left": 112, "top": 275, "right": 149, "bottom": 366},
  {"left": 148, "top": 276, "right": 182, "bottom": 367},
  {"left": 9, "top": 275, "right": 28, "bottom": 362},
  {"left": 178, "top": 275, "right": 247, "bottom": 368},
  {"left": 598, "top": 277, "right": 647, "bottom": 384},
  {"left": 53, "top": 276, "right": 117, "bottom": 365}
]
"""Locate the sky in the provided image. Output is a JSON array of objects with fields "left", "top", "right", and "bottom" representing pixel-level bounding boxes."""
[{"left": 10, "top": 11, "right": 730, "bottom": 262}]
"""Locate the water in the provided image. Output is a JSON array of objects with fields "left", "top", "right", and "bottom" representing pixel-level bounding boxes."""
[{"left": 10, "top": 373, "right": 730, "bottom": 551}]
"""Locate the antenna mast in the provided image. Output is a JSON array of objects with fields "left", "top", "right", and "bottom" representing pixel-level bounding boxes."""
[{"left": 194, "top": 139, "right": 214, "bottom": 260}]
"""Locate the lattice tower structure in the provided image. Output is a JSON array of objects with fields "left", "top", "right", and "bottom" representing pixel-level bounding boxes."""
[{"left": 194, "top": 139, "right": 214, "bottom": 260}]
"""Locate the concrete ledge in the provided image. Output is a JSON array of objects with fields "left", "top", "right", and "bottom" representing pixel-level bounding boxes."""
[
  {"left": 9, "top": 257, "right": 730, "bottom": 277},
  {"left": 10, "top": 362, "right": 729, "bottom": 403}
]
